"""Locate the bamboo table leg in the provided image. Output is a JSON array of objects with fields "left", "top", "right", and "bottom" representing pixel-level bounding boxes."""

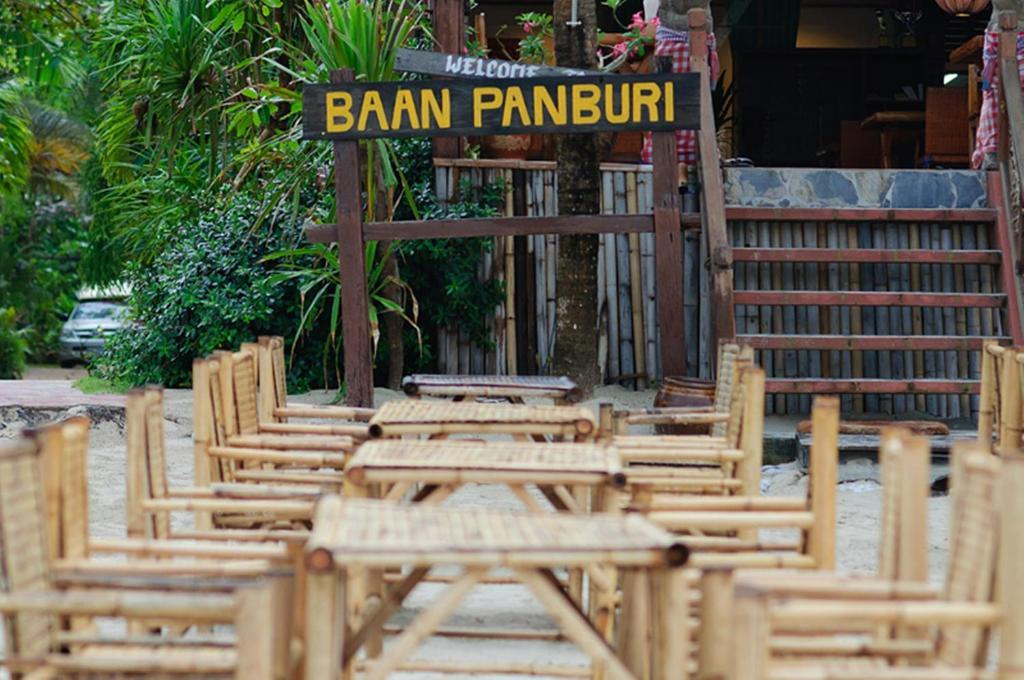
[{"left": 305, "top": 568, "right": 345, "bottom": 680}]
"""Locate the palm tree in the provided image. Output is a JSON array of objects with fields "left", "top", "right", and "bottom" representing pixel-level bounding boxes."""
[{"left": 0, "top": 80, "right": 31, "bottom": 195}]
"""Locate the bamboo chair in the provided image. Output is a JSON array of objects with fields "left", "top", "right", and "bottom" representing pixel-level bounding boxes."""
[
  {"left": 726, "top": 443, "right": 1011, "bottom": 680},
  {"left": 255, "top": 335, "right": 375, "bottom": 427},
  {"left": 126, "top": 386, "right": 319, "bottom": 541},
  {"left": 631, "top": 394, "right": 837, "bottom": 571},
  {"left": 0, "top": 437, "right": 294, "bottom": 680},
  {"left": 194, "top": 353, "right": 351, "bottom": 492},
  {"left": 614, "top": 363, "right": 766, "bottom": 501},
  {"left": 978, "top": 341, "right": 1017, "bottom": 452},
  {"left": 25, "top": 414, "right": 294, "bottom": 571},
  {"left": 693, "top": 427, "right": 933, "bottom": 679},
  {"left": 216, "top": 345, "right": 366, "bottom": 441}
]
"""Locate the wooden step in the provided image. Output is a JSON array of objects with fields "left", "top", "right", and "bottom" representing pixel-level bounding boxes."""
[
  {"left": 738, "top": 335, "right": 1007, "bottom": 351},
  {"left": 733, "top": 291, "right": 1005, "bottom": 308},
  {"left": 726, "top": 207, "right": 997, "bottom": 222},
  {"left": 732, "top": 248, "right": 1002, "bottom": 265},
  {"left": 765, "top": 379, "right": 979, "bottom": 395}
]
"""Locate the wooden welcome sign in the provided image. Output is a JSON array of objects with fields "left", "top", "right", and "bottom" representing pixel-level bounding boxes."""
[
  {"left": 303, "top": 73, "right": 699, "bottom": 140},
  {"left": 303, "top": 61, "right": 699, "bottom": 406}
]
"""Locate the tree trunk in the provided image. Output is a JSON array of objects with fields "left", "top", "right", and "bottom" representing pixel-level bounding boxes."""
[{"left": 550, "top": 0, "right": 602, "bottom": 396}]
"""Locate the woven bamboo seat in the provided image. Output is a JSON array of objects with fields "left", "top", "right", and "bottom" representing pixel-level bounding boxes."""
[
  {"left": 401, "top": 373, "right": 582, "bottom": 403},
  {"left": 303, "top": 496, "right": 689, "bottom": 679},
  {"left": 367, "top": 399, "right": 597, "bottom": 440}
]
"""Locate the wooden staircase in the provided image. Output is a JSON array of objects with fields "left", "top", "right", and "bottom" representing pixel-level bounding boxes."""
[{"left": 725, "top": 180, "right": 1023, "bottom": 418}]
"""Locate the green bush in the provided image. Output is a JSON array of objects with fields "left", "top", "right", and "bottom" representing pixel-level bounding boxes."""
[
  {"left": 0, "top": 307, "right": 28, "bottom": 379},
  {"left": 94, "top": 191, "right": 327, "bottom": 389}
]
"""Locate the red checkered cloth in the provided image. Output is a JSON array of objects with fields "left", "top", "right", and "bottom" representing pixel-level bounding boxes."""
[
  {"left": 973, "top": 30, "right": 1024, "bottom": 168},
  {"left": 641, "top": 28, "right": 719, "bottom": 165}
]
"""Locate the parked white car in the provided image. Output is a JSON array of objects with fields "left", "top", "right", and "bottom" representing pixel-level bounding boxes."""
[{"left": 58, "top": 286, "right": 130, "bottom": 367}]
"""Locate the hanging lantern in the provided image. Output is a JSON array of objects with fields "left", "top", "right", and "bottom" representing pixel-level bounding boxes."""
[{"left": 935, "top": 0, "right": 991, "bottom": 15}]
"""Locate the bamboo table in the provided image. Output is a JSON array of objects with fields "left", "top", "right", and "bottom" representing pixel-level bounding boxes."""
[
  {"left": 368, "top": 400, "right": 597, "bottom": 441},
  {"left": 304, "top": 497, "right": 689, "bottom": 680},
  {"left": 346, "top": 439, "right": 625, "bottom": 509},
  {"left": 401, "top": 374, "right": 583, "bottom": 404}
]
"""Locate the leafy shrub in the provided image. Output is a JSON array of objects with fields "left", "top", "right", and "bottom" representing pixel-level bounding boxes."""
[
  {"left": 95, "top": 191, "right": 325, "bottom": 389},
  {"left": 0, "top": 307, "right": 28, "bottom": 379}
]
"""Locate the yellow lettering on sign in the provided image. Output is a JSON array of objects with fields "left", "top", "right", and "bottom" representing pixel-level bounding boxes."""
[
  {"left": 421, "top": 89, "right": 451, "bottom": 129},
  {"left": 473, "top": 87, "right": 504, "bottom": 127},
  {"left": 357, "top": 90, "right": 390, "bottom": 131},
  {"left": 605, "top": 83, "right": 630, "bottom": 125},
  {"left": 633, "top": 82, "right": 662, "bottom": 123},
  {"left": 325, "top": 92, "right": 354, "bottom": 133},
  {"left": 391, "top": 89, "right": 421, "bottom": 130},
  {"left": 501, "top": 86, "right": 531, "bottom": 127},
  {"left": 533, "top": 85, "right": 567, "bottom": 126},
  {"left": 664, "top": 81, "right": 675, "bottom": 122},
  {"left": 572, "top": 83, "right": 601, "bottom": 125}
]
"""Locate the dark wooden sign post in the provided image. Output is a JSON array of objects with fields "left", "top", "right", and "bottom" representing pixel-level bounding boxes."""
[{"left": 303, "top": 68, "right": 699, "bottom": 407}]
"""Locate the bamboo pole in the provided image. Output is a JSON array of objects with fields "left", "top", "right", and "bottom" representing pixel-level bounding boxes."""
[
  {"left": 732, "top": 587, "right": 770, "bottom": 680},
  {"left": 698, "top": 569, "right": 733, "bottom": 680},
  {"left": 999, "top": 348, "right": 1021, "bottom": 450},
  {"left": 978, "top": 343, "right": 997, "bottom": 443},
  {"left": 736, "top": 367, "right": 766, "bottom": 511},
  {"left": 806, "top": 396, "right": 839, "bottom": 570}
]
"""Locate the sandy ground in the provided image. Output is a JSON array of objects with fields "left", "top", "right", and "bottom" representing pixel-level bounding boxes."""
[{"left": 1, "top": 385, "right": 952, "bottom": 678}]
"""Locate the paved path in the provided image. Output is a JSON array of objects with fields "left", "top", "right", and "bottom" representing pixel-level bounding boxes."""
[{"left": 0, "top": 381, "right": 125, "bottom": 408}]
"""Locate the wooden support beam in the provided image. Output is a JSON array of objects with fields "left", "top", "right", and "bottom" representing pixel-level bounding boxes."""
[
  {"left": 733, "top": 291, "right": 1005, "bottom": 308},
  {"left": 726, "top": 207, "right": 996, "bottom": 223},
  {"left": 731, "top": 248, "right": 1002, "bottom": 265},
  {"left": 738, "top": 335, "right": 1003, "bottom": 351},
  {"left": 765, "top": 379, "right": 979, "bottom": 395},
  {"left": 690, "top": 8, "right": 735, "bottom": 348},
  {"left": 331, "top": 69, "right": 374, "bottom": 407},
  {"left": 652, "top": 62, "right": 687, "bottom": 378},
  {"left": 432, "top": 0, "right": 463, "bottom": 160}
]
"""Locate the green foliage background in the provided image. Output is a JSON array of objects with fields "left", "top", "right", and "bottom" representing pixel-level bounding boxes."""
[{"left": 0, "top": 0, "right": 503, "bottom": 390}]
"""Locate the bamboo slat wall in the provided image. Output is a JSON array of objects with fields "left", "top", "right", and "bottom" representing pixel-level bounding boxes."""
[
  {"left": 433, "top": 160, "right": 709, "bottom": 387},
  {"left": 730, "top": 218, "right": 1003, "bottom": 419}
]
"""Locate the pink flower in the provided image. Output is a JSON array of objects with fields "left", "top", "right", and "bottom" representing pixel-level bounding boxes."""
[
  {"left": 650, "top": 16, "right": 660, "bottom": 28},
  {"left": 523, "top": 22, "right": 534, "bottom": 34},
  {"left": 630, "top": 11, "right": 645, "bottom": 29},
  {"left": 612, "top": 42, "right": 628, "bottom": 57}
]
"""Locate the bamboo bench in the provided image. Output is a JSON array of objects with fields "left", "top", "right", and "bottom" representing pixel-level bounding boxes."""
[
  {"left": 303, "top": 497, "right": 688, "bottom": 680},
  {"left": 401, "top": 373, "right": 583, "bottom": 403},
  {"left": 725, "top": 444, "right": 1010, "bottom": 680},
  {"left": 0, "top": 436, "right": 295, "bottom": 679},
  {"left": 367, "top": 399, "right": 598, "bottom": 441}
]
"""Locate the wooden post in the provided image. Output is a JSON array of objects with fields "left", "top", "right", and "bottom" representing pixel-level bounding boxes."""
[
  {"left": 806, "top": 396, "right": 839, "bottom": 570},
  {"left": 331, "top": 69, "right": 374, "bottom": 407},
  {"left": 652, "top": 57, "right": 688, "bottom": 378},
  {"left": 432, "top": 0, "right": 463, "bottom": 161},
  {"left": 998, "top": 451, "right": 1024, "bottom": 680},
  {"left": 653, "top": 566, "right": 689, "bottom": 680},
  {"left": 125, "top": 389, "right": 146, "bottom": 540},
  {"left": 698, "top": 569, "right": 733, "bottom": 680},
  {"left": 689, "top": 9, "right": 736, "bottom": 355},
  {"left": 999, "top": 348, "right": 1020, "bottom": 451}
]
